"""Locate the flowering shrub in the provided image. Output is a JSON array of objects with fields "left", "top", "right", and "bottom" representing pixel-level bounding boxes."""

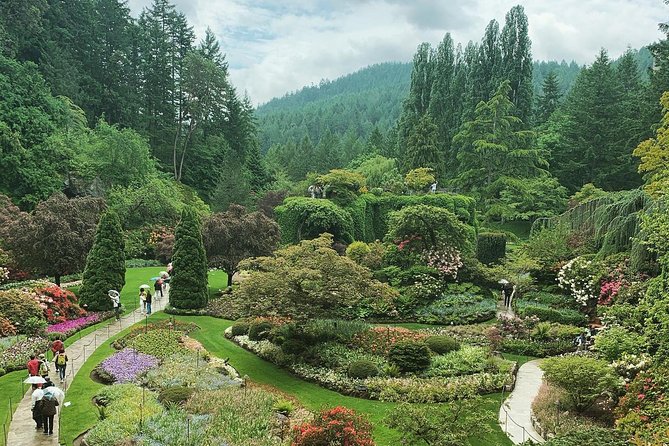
[
  {"left": 0, "top": 266, "right": 9, "bottom": 284},
  {"left": 97, "top": 348, "right": 159, "bottom": 383},
  {"left": 0, "top": 288, "right": 45, "bottom": 329},
  {"left": 557, "top": 257, "right": 600, "bottom": 307},
  {"left": 610, "top": 353, "right": 651, "bottom": 382},
  {"left": 47, "top": 313, "right": 105, "bottom": 337},
  {"left": 599, "top": 280, "right": 622, "bottom": 306},
  {"left": 424, "top": 247, "right": 463, "bottom": 279},
  {"left": 352, "top": 327, "right": 428, "bottom": 355},
  {"left": 292, "top": 407, "right": 375, "bottom": 446},
  {"left": 616, "top": 366, "right": 669, "bottom": 444},
  {"left": 0, "top": 337, "right": 49, "bottom": 374},
  {"left": 33, "top": 284, "right": 85, "bottom": 323},
  {"left": 0, "top": 316, "right": 16, "bottom": 336}
]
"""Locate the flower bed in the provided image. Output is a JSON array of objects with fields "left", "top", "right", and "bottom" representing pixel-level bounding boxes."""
[
  {"left": 47, "top": 312, "right": 114, "bottom": 339},
  {"left": 143, "top": 353, "right": 241, "bottom": 390},
  {"left": 96, "top": 348, "right": 159, "bottom": 384},
  {"left": 352, "top": 326, "right": 428, "bottom": 355},
  {"left": 228, "top": 329, "right": 514, "bottom": 403},
  {"left": 0, "top": 337, "right": 49, "bottom": 375}
]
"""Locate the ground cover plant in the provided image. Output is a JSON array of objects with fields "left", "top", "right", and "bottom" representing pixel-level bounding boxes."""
[{"left": 95, "top": 348, "right": 159, "bottom": 384}]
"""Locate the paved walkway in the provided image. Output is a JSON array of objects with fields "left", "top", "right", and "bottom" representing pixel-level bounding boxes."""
[
  {"left": 6, "top": 290, "right": 169, "bottom": 446},
  {"left": 499, "top": 359, "right": 545, "bottom": 444}
]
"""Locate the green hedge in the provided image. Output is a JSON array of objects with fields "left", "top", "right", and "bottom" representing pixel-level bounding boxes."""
[
  {"left": 514, "top": 300, "right": 588, "bottom": 326},
  {"left": 277, "top": 193, "right": 477, "bottom": 245},
  {"left": 275, "top": 197, "right": 355, "bottom": 244},
  {"left": 476, "top": 232, "right": 506, "bottom": 265}
]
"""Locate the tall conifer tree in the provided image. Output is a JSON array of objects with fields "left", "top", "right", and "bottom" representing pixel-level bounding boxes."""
[{"left": 170, "top": 207, "right": 208, "bottom": 309}]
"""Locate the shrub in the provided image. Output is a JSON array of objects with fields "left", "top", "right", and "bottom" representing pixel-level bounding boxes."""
[
  {"left": 425, "top": 346, "right": 490, "bottom": 377},
  {"left": 33, "top": 285, "right": 85, "bottom": 323},
  {"left": 230, "top": 321, "right": 250, "bottom": 336},
  {"left": 144, "top": 353, "right": 239, "bottom": 391},
  {"left": 540, "top": 427, "right": 630, "bottom": 446},
  {"left": 593, "top": 326, "right": 646, "bottom": 361},
  {"left": 348, "top": 360, "right": 379, "bottom": 379},
  {"left": 347, "top": 241, "right": 371, "bottom": 264},
  {"left": 125, "top": 258, "right": 162, "bottom": 268},
  {"left": 22, "top": 316, "right": 47, "bottom": 336},
  {"left": 0, "top": 337, "right": 49, "bottom": 373},
  {"left": 0, "top": 288, "right": 45, "bottom": 330},
  {"left": 79, "top": 211, "right": 126, "bottom": 311},
  {"left": 416, "top": 292, "right": 496, "bottom": 325},
  {"left": 541, "top": 356, "right": 619, "bottom": 412},
  {"left": 388, "top": 341, "right": 431, "bottom": 374},
  {"left": 248, "top": 321, "right": 273, "bottom": 341},
  {"left": 276, "top": 196, "right": 355, "bottom": 244},
  {"left": 477, "top": 232, "right": 507, "bottom": 265},
  {"left": 425, "top": 336, "right": 460, "bottom": 354},
  {"left": 292, "top": 407, "right": 375, "bottom": 446},
  {"left": 353, "top": 327, "right": 428, "bottom": 356},
  {"left": 157, "top": 386, "right": 195, "bottom": 406}
]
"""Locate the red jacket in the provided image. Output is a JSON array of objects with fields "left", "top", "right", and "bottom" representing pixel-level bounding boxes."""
[{"left": 27, "top": 359, "right": 40, "bottom": 376}]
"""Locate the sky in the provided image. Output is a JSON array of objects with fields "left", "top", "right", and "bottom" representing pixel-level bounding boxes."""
[{"left": 126, "top": 0, "right": 667, "bottom": 104}]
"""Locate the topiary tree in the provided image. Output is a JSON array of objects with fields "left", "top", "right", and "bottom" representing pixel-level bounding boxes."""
[
  {"left": 169, "top": 208, "right": 208, "bottom": 309},
  {"left": 348, "top": 360, "right": 379, "bottom": 379},
  {"left": 404, "top": 167, "right": 436, "bottom": 193},
  {"left": 79, "top": 211, "right": 126, "bottom": 310},
  {"left": 476, "top": 232, "right": 507, "bottom": 265},
  {"left": 425, "top": 336, "right": 460, "bottom": 354},
  {"left": 388, "top": 341, "right": 431, "bottom": 373}
]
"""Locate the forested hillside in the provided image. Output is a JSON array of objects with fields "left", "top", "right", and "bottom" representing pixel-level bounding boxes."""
[{"left": 257, "top": 47, "right": 652, "bottom": 156}]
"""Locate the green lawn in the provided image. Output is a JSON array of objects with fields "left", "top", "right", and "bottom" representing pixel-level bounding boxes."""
[{"left": 57, "top": 268, "right": 511, "bottom": 446}]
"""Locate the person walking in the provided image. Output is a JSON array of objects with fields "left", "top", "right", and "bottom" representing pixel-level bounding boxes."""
[
  {"left": 54, "top": 348, "right": 68, "bottom": 382},
  {"left": 154, "top": 278, "right": 163, "bottom": 299},
  {"left": 27, "top": 355, "right": 40, "bottom": 377},
  {"left": 31, "top": 387, "right": 44, "bottom": 430},
  {"left": 40, "top": 392, "right": 58, "bottom": 435},
  {"left": 139, "top": 287, "right": 147, "bottom": 314},
  {"left": 38, "top": 354, "right": 50, "bottom": 379},
  {"left": 109, "top": 290, "right": 121, "bottom": 320},
  {"left": 145, "top": 289, "right": 153, "bottom": 315}
]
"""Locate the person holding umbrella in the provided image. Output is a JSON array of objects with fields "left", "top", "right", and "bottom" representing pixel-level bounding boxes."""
[
  {"left": 139, "top": 284, "right": 152, "bottom": 315},
  {"left": 40, "top": 389, "right": 59, "bottom": 435},
  {"left": 30, "top": 385, "right": 45, "bottom": 430},
  {"left": 109, "top": 290, "right": 121, "bottom": 320}
]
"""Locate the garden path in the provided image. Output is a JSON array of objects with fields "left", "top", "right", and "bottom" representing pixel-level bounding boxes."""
[
  {"left": 499, "top": 359, "right": 545, "bottom": 444},
  {"left": 6, "top": 290, "right": 169, "bottom": 446}
]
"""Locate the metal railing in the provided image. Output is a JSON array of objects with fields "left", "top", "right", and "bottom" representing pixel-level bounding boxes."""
[{"left": 499, "top": 386, "right": 543, "bottom": 444}]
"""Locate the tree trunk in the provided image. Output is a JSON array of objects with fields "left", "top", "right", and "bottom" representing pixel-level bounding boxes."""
[
  {"left": 226, "top": 270, "right": 233, "bottom": 287},
  {"left": 55, "top": 274, "right": 61, "bottom": 287}
]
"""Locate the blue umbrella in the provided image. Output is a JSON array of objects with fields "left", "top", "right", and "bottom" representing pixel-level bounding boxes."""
[{"left": 150, "top": 277, "right": 160, "bottom": 281}]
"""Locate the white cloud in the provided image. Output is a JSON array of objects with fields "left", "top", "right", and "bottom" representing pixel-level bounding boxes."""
[{"left": 126, "top": 0, "right": 667, "bottom": 104}]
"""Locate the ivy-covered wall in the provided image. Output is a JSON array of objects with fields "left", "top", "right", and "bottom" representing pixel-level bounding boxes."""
[{"left": 276, "top": 193, "right": 477, "bottom": 245}]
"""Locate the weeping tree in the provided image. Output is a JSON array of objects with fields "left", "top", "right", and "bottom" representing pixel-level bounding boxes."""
[
  {"left": 79, "top": 211, "right": 126, "bottom": 310},
  {"left": 170, "top": 207, "right": 208, "bottom": 309}
]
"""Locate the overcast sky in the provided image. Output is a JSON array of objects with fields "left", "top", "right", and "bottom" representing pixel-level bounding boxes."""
[{"left": 126, "top": 0, "right": 666, "bottom": 104}]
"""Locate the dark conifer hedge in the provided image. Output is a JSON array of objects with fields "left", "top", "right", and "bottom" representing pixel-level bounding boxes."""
[{"left": 79, "top": 211, "right": 126, "bottom": 310}]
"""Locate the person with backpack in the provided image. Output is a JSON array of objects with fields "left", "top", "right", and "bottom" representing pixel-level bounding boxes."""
[
  {"left": 40, "top": 392, "right": 59, "bottom": 435},
  {"left": 54, "top": 349, "right": 68, "bottom": 382},
  {"left": 31, "top": 386, "right": 44, "bottom": 429},
  {"left": 154, "top": 278, "right": 163, "bottom": 299},
  {"left": 38, "top": 354, "right": 50, "bottom": 379}
]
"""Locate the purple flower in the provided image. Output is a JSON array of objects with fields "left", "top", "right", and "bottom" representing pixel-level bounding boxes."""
[
  {"left": 100, "top": 348, "right": 159, "bottom": 383},
  {"left": 47, "top": 314, "right": 102, "bottom": 334}
]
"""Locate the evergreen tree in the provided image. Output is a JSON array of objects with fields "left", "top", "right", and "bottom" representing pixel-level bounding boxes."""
[
  {"left": 405, "top": 114, "right": 441, "bottom": 175},
  {"left": 170, "top": 207, "right": 208, "bottom": 309},
  {"left": 501, "top": 5, "right": 533, "bottom": 124},
  {"left": 79, "top": 211, "right": 126, "bottom": 311},
  {"left": 536, "top": 71, "right": 561, "bottom": 123},
  {"left": 428, "top": 34, "right": 457, "bottom": 175},
  {"left": 454, "top": 81, "right": 547, "bottom": 191}
]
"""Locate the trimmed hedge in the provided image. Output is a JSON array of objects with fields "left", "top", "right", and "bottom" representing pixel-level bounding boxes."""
[
  {"left": 476, "top": 232, "right": 506, "bottom": 265},
  {"left": 514, "top": 300, "right": 588, "bottom": 326},
  {"left": 388, "top": 341, "right": 431, "bottom": 373},
  {"left": 347, "top": 360, "right": 379, "bottom": 379},
  {"left": 276, "top": 193, "right": 477, "bottom": 244},
  {"left": 426, "top": 336, "right": 460, "bottom": 354}
]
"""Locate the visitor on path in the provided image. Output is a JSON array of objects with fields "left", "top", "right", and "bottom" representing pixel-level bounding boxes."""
[
  {"left": 501, "top": 281, "right": 515, "bottom": 308},
  {"left": 54, "top": 349, "right": 68, "bottom": 382},
  {"left": 40, "top": 392, "right": 58, "bottom": 435},
  {"left": 43, "top": 376, "right": 54, "bottom": 389},
  {"left": 576, "top": 332, "right": 587, "bottom": 351},
  {"left": 430, "top": 181, "right": 438, "bottom": 193},
  {"left": 145, "top": 289, "right": 153, "bottom": 315},
  {"left": 38, "top": 354, "right": 50, "bottom": 379},
  {"left": 167, "top": 262, "right": 173, "bottom": 275},
  {"left": 31, "top": 387, "right": 44, "bottom": 430},
  {"left": 109, "top": 290, "right": 121, "bottom": 320},
  {"left": 50, "top": 339, "right": 64, "bottom": 356},
  {"left": 27, "top": 355, "right": 40, "bottom": 377},
  {"left": 139, "top": 285, "right": 150, "bottom": 313},
  {"left": 154, "top": 278, "right": 163, "bottom": 298}
]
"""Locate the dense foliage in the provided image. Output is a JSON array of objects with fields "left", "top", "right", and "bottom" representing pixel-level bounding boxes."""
[{"left": 170, "top": 208, "right": 208, "bottom": 309}]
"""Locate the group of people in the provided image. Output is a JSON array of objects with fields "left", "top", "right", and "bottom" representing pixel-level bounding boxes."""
[
  {"left": 107, "top": 265, "right": 172, "bottom": 319},
  {"left": 26, "top": 348, "right": 68, "bottom": 435}
]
